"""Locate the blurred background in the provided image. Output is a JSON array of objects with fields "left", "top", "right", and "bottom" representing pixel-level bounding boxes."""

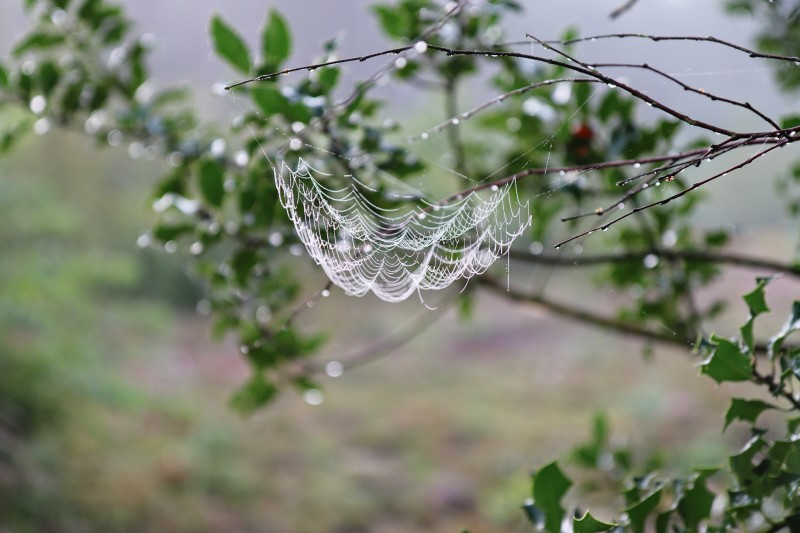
[{"left": 1, "top": 1, "right": 799, "bottom": 532}]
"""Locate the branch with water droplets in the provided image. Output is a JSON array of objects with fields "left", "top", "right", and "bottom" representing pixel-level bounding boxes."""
[{"left": 554, "top": 139, "right": 792, "bottom": 249}]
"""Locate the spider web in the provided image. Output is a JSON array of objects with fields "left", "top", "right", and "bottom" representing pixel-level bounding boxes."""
[{"left": 274, "top": 156, "right": 531, "bottom": 302}]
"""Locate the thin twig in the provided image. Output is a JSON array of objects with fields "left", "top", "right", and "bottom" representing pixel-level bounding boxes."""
[
  {"left": 609, "top": 0, "right": 640, "bottom": 19},
  {"left": 554, "top": 140, "right": 791, "bottom": 248},
  {"left": 508, "top": 247, "right": 800, "bottom": 278},
  {"left": 479, "top": 274, "right": 796, "bottom": 356}
]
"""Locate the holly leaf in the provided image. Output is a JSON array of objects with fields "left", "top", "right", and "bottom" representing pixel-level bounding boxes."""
[
  {"left": 699, "top": 337, "right": 752, "bottom": 383},
  {"left": 626, "top": 487, "right": 662, "bottom": 533},
  {"left": 676, "top": 475, "right": 715, "bottom": 530},
  {"left": 743, "top": 276, "right": 775, "bottom": 317},
  {"left": 769, "top": 301, "right": 800, "bottom": 359},
  {"left": 573, "top": 511, "right": 616, "bottom": 533},
  {"left": 210, "top": 14, "right": 251, "bottom": 74},
  {"left": 724, "top": 398, "right": 777, "bottom": 431},
  {"left": 531, "top": 461, "right": 572, "bottom": 533}
]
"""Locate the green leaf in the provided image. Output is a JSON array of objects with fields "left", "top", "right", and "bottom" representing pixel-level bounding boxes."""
[
  {"left": 198, "top": 159, "right": 225, "bottom": 208},
  {"left": 13, "top": 31, "right": 65, "bottom": 56},
  {"left": 699, "top": 337, "right": 752, "bottom": 383},
  {"left": 251, "top": 85, "right": 289, "bottom": 114},
  {"left": 781, "top": 114, "right": 800, "bottom": 130},
  {"left": 743, "top": 276, "right": 775, "bottom": 317},
  {"left": 655, "top": 510, "right": 672, "bottom": 533},
  {"left": 724, "top": 398, "right": 777, "bottom": 431},
  {"left": 768, "top": 301, "right": 800, "bottom": 359},
  {"left": 371, "top": 5, "right": 406, "bottom": 40},
  {"left": 230, "top": 374, "right": 278, "bottom": 413},
  {"left": 152, "top": 222, "right": 194, "bottom": 243},
  {"left": 251, "top": 86, "right": 312, "bottom": 123},
  {"left": 0, "top": 64, "right": 7, "bottom": 89},
  {"left": 210, "top": 15, "right": 251, "bottom": 74},
  {"left": 531, "top": 461, "right": 572, "bottom": 533},
  {"left": 740, "top": 318, "right": 755, "bottom": 355},
  {"left": 261, "top": 9, "right": 291, "bottom": 69},
  {"left": 626, "top": 487, "right": 662, "bottom": 533},
  {"left": 729, "top": 434, "right": 767, "bottom": 489},
  {"left": 573, "top": 511, "right": 616, "bottom": 533},
  {"left": 676, "top": 475, "right": 715, "bottom": 530}
]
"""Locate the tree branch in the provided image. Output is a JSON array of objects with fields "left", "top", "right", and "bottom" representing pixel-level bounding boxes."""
[
  {"left": 479, "top": 274, "right": 795, "bottom": 356},
  {"left": 508, "top": 247, "right": 800, "bottom": 278}
]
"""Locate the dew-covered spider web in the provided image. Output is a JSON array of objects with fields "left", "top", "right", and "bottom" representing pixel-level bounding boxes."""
[{"left": 274, "top": 156, "right": 531, "bottom": 303}]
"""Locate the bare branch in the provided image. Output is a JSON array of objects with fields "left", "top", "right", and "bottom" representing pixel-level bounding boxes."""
[
  {"left": 609, "top": 0, "right": 640, "bottom": 19},
  {"left": 508, "top": 247, "right": 800, "bottom": 278},
  {"left": 554, "top": 140, "right": 791, "bottom": 249}
]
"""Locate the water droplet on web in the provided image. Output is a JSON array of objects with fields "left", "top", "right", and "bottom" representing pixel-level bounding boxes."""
[
  {"left": 325, "top": 361, "right": 343, "bottom": 377},
  {"left": 417, "top": 212, "right": 427, "bottom": 220},
  {"left": 289, "top": 138, "right": 303, "bottom": 151},
  {"left": 617, "top": 203, "right": 625, "bottom": 210},
  {"left": 420, "top": 132, "right": 429, "bottom": 140},
  {"left": 642, "top": 183, "right": 649, "bottom": 189},
  {"left": 303, "top": 389, "right": 324, "bottom": 405},
  {"left": 321, "top": 289, "right": 331, "bottom": 298},
  {"left": 490, "top": 184, "right": 499, "bottom": 192},
  {"left": 189, "top": 241, "right": 204, "bottom": 255},
  {"left": 394, "top": 57, "right": 407, "bottom": 69},
  {"left": 633, "top": 162, "right": 641, "bottom": 169},
  {"left": 451, "top": 118, "right": 460, "bottom": 126}
]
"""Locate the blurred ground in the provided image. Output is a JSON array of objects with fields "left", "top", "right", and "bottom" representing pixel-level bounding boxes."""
[{"left": 2, "top": 1, "right": 800, "bottom": 532}]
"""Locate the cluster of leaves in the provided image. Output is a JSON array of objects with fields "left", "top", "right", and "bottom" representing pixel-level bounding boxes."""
[
  {"left": 725, "top": 0, "right": 800, "bottom": 91},
  {"left": 511, "top": 280, "right": 800, "bottom": 533}
]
